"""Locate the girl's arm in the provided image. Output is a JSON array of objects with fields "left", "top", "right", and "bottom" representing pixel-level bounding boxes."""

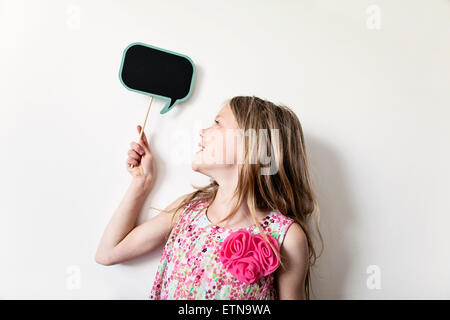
[
  {"left": 275, "top": 223, "right": 309, "bottom": 299},
  {"left": 94, "top": 178, "right": 186, "bottom": 266},
  {"left": 95, "top": 124, "right": 185, "bottom": 265}
]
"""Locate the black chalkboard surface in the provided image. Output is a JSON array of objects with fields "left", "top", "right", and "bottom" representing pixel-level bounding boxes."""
[
  {"left": 118, "top": 42, "right": 196, "bottom": 169},
  {"left": 119, "top": 42, "right": 196, "bottom": 114}
]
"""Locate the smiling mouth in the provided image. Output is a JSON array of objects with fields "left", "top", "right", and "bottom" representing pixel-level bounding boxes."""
[
  {"left": 197, "top": 142, "right": 205, "bottom": 152},
  {"left": 198, "top": 135, "right": 206, "bottom": 151}
]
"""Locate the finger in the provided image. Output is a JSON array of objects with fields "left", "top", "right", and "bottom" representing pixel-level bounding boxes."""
[
  {"left": 130, "top": 142, "right": 145, "bottom": 156},
  {"left": 127, "top": 158, "right": 139, "bottom": 166},
  {"left": 128, "top": 149, "right": 141, "bottom": 161}
]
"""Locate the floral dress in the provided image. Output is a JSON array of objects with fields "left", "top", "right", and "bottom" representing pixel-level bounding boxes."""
[{"left": 149, "top": 199, "right": 295, "bottom": 300}]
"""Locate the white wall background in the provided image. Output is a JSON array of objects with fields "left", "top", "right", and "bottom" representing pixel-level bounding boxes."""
[{"left": 0, "top": 0, "right": 449, "bottom": 299}]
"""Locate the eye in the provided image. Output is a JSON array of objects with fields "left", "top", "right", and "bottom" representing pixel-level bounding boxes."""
[{"left": 214, "top": 119, "right": 219, "bottom": 125}]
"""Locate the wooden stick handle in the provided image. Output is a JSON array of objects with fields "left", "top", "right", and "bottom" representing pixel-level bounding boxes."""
[{"left": 130, "top": 96, "right": 153, "bottom": 169}]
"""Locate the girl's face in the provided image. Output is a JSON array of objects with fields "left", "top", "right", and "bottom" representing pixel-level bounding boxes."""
[{"left": 192, "top": 103, "right": 243, "bottom": 176}]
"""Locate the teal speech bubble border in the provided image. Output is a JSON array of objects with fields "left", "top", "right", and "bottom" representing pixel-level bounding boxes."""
[{"left": 118, "top": 42, "right": 196, "bottom": 114}]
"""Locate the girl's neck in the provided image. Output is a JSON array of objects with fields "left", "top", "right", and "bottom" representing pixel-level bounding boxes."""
[{"left": 208, "top": 181, "right": 270, "bottom": 228}]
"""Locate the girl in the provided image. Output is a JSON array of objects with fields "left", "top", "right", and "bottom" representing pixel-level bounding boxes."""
[{"left": 95, "top": 96, "right": 322, "bottom": 300}]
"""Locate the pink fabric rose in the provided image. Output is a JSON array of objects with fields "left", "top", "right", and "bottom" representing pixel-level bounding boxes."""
[
  {"left": 219, "top": 229, "right": 280, "bottom": 284},
  {"left": 251, "top": 233, "right": 280, "bottom": 276},
  {"left": 227, "top": 256, "right": 263, "bottom": 284},
  {"left": 219, "top": 229, "right": 252, "bottom": 266}
]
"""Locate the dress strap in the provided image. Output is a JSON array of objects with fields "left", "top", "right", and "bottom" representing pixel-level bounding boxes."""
[
  {"left": 263, "top": 211, "right": 295, "bottom": 249},
  {"left": 178, "top": 199, "right": 208, "bottom": 229},
  {"left": 167, "top": 199, "right": 202, "bottom": 241}
]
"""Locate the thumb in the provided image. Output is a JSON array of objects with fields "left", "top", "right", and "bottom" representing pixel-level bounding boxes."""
[{"left": 137, "top": 125, "right": 150, "bottom": 151}]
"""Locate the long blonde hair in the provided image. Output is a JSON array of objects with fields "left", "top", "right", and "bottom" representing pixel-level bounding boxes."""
[{"left": 157, "top": 96, "right": 322, "bottom": 299}]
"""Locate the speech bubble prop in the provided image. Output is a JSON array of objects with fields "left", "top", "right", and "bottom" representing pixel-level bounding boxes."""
[{"left": 119, "top": 42, "right": 196, "bottom": 114}]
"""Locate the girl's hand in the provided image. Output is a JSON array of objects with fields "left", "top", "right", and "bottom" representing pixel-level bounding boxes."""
[{"left": 126, "top": 125, "right": 156, "bottom": 187}]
